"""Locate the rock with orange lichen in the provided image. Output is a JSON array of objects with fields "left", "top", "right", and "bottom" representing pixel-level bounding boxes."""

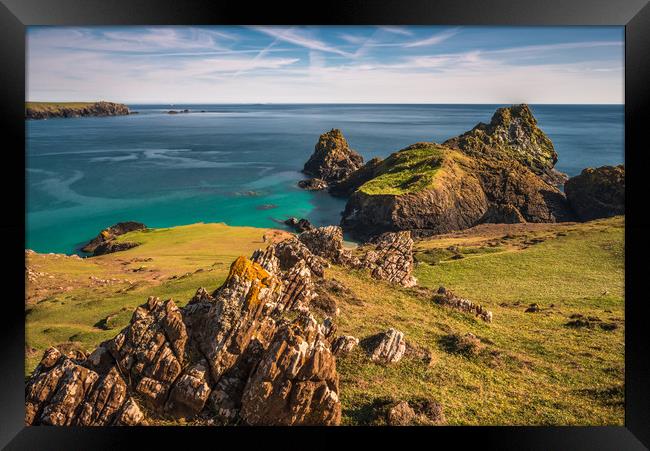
[{"left": 24, "top": 236, "right": 342, "bottom": 426}]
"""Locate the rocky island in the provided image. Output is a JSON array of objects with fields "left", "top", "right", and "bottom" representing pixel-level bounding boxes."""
[
  {"left": 299, "top": 104, "right": 623, "bottom": 241},
  {"left": 25, "top": 101, "right": 131, "bottom": 119}
]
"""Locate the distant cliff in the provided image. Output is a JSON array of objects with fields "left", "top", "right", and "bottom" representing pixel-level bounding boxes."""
[{"left": 25, "top": 101, "right": 130, "bottom": 119}]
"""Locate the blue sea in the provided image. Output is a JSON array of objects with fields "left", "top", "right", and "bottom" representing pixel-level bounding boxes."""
[{"left": 26, "top": 104, "right": 624, "bottom": 254}]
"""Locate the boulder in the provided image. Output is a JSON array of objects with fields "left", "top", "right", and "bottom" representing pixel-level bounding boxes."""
[
  {"left": 284, "top": 217, "right": 313, "bottom": 233},
  {"left": 362, "top": 328, "right": 407, "bottom": 364},
  {"left": 303, "top": 129, "right": 364, "bottom": 185},
  {"left": 331, "top": 335, "right": 359, "bottom": 356},
  {"left": 165, "top": 362, "right": 212, "bottom": 418},
  {"left": 432, "top": 286, "right": 493, "bottom": 323},
  {"left": 81, "top": 221, "right": 146, "bottom": 254},
  {"left": 387, "top": 401, "right": 416, "bottom": 426},
  {"left": 298, "top": 178, "right": 329, "bottom": 191},
  {"left": 564, "top": 165, "right": 624, "bottom": 221}
]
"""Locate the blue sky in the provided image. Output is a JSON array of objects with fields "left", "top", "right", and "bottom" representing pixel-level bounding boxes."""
[{"left": 26, "top": 26, "right": 624, "bottom": 104}]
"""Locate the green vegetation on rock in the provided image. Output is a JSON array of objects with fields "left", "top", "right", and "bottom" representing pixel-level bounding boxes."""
[{"left": 358, "top": 144, "right": 446, "bottom": 195}]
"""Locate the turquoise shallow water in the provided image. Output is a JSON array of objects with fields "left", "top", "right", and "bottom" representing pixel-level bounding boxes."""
[{"left": 26, "top": 104, "right": 624, "bottom": 254}]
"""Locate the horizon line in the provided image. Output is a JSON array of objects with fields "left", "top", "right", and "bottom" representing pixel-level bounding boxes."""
[{"left": 25, "top": 100, "right": 626, "bottom": 106}]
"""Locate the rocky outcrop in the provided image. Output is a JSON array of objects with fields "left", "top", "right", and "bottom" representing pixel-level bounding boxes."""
[
  {"left": 564, "top": 165, "right": 624, "bottom": 221},
  {"left": 443, "top": 104, "right": 566, "bottom": 185},
  {"left": 25, "top": 236, "right": 343, "bottom": 426},
  {"left": 361, "top": 328, "right": 407, "bottom": 364},
  {"left": 297, "top": 178, "right": 329, "bottom": 191},
  {"left": 81, "top": 221, "right": 146, "bottom": 255},
  {"left": 331, "top": 335, "right": 359, "bottom": 356},
  {"left": 284, "top": 217, "right": 313, "bottom": 233},
  {"left": 93, "top": 241, "right": 140, "bottom": 256},
  {"left": 358, "top": 231, "right": 417, "bottom": 287},
  {"left": 26, "top": 101, "right": 131, "bottom": 120},
  {"left": 239, "top": 314, "right": 341, "bottom": 425},
  {"left": 432, "top": 286, "right": 493, "bottom": 323},
  {"left": 339, "top": 106, "right": 574, "bottom": 241},
  {"left": 25, "top": 348, "right": 145, "bottom": 426},
  {"left": 302, "top": 129, "right": 364, "bottom": 188},
  {"left": 296, "top": 226, "right": 417, "bottom": 288},
  {"left": 298, "top": 225, "right": 358, "bottom": 266}
]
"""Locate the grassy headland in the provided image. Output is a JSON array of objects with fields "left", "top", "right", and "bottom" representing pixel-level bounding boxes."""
[
  {"left": 358, "top": 144, "right": 446, "bottom": 195},
  {"left": 25, "top": 101, "right": 130, "bottom": 119}
]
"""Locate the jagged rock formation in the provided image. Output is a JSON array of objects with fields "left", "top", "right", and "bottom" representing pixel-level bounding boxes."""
[
  {"left": 362, "top": 328, "right": 407, "bottom": 364},
  {"left": 297, "top": 226, "right": 416, "bottom": 287},
  {"left": 338, "top": 105, "right": 574, "bottom": 241},
  {"left": 564, "top": 165, "right": 624, "bottom": 221},
  {"left": 25, "top": 347, "right": 145, "bottom": 426},
  {"left": 25, "top": 237, "right": 343, "bottom": 426},
  {"left": 239, "top": 314, "right": 341, "bottom": 425},
  {"left": 432, "top": 286, "right": 493, "bottom": 323},
  {"left": 443, "top": 104, "right": 566, "bottom": 184},
  {"left": 358, "top": 231, "right": 417, "bottom": 287},
  {"left": 298, "top": 225, "right": 358, "bottom": 266},
  {"left": 81, "top": 221, "right": 146, "bottom": 255},
  {"left": 302, "top": 129, "right": 364, "bottom": 188},
  {"left": 26, "top": 101, "right": 131, "bottom": 120}
]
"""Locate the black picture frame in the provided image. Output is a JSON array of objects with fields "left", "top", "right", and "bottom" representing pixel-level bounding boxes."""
[{"left": 2, "top": 0, "right": 648, "bottom": 448}]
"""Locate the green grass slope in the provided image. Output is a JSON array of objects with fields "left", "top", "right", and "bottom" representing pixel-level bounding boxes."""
[
  {"left": 358, "top": 144, "right": 446, "bottom": 195},
  {"left": 25, "top": 217, "right": 624, "bottom": 425}
]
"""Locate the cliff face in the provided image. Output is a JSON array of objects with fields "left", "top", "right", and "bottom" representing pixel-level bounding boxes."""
[
  {"left": 302, "top": 129, "right": 364, "bottom": 188},
  {"left": 565, "top": 165, "right": 625, "bottom": 221},
  {"left": 25, "top": 101, "right": 130, "bottom": 119},
  {"left": 338, "top": 105, "right": 574, "bottom": 241}
]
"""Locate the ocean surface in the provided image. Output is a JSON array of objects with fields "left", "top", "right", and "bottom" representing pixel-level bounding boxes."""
[{"left": 26, "top": 104, "right": 624, "bottom": 254}]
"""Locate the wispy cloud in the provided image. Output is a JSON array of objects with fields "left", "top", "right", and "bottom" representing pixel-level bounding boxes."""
[
  {"left": 26, "top": 26, "right": 624, "bottom": 104},
  {"left": 404, "top": 28, "right": 459, "bottom": 47},
  {"left": 378, "top": 26, "right": 414, "bottom": 36},
  {"left": 250, "top": 26, "right": 350, "bottom": 56},
  {"left": 29, "top": 27, "right": 232, "bottom": 54}
]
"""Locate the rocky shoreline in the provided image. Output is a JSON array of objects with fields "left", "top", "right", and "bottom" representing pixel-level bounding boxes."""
[{"left": 25, "top": 101, "right": 131, "bottom": 120}]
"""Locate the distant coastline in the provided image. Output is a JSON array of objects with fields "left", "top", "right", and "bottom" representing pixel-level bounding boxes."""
[{"left": 25, "top": 101, "right": 131, "bottom": 120}]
